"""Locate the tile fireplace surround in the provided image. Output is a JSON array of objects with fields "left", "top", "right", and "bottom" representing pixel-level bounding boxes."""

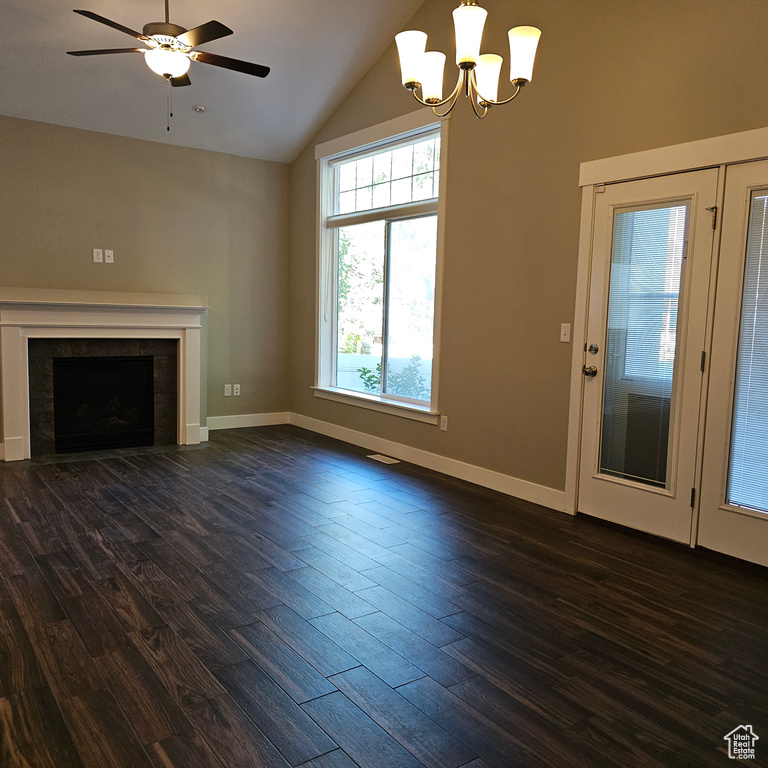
[{"left": 0, "top": 288, "right": 207, "bottom": 462}]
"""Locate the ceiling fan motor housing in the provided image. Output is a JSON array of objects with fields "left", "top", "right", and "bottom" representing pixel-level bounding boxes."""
[{"left": 143, "top": 22, "right": 187, "bottom": 39}]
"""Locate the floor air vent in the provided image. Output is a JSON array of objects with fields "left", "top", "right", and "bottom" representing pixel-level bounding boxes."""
[{"left": 367, "top": 454, "right": 401, "bottom": 464}]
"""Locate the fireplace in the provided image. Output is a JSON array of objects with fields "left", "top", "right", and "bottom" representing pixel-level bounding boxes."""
[
  {"left": 53, "top": 356, "right": 155, "bottom": 453},
  {"left": 28, "top": 338, "right": 178, "bottom": 457},
  {"left": 0, "top": 288, "right": 206, "bottom": 462}
]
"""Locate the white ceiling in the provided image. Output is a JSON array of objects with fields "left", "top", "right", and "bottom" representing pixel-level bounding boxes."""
[{"left": 1, "top": 0, "right": 425, "bottom": 162}]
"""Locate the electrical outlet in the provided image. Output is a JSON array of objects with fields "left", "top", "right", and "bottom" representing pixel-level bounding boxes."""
[
  {"left": 93, "top": 248, "right": 103, "bottom": 263},
  {"left": 233, "top": 384, "right": 241, "bottom": 396},
  {"left": 560, "top": 323, "right": 571, "bottom": 343},
  {"left": 224, "top": 384, "right": 232, "bottom": 397},
  {"left": 440, "top": 415, "right": 448, "bottom": 431},
  {"left": 105, "top": 249, "right": 114, "bottom": 264}
]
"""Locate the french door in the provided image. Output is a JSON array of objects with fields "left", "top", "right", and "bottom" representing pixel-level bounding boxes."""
[
  {"left": 577, "top": 170, "right": 718, "bottom": 543},
  {"left": 698, "top": 160, "right": 768, "bottom": 567}
]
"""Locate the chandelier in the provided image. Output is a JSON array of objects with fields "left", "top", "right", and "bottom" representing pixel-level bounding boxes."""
[{"left": 395, "top": 1, "right": 541, "bottom": 119}]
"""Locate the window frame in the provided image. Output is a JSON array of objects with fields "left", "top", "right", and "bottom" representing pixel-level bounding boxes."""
[{"left": 314, "top": 111, "right": 449, "bottom": 423}]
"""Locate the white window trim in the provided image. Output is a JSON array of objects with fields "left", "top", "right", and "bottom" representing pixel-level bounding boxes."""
[{"left": 314, "top": 110, "right": 450, "bottom": 423}]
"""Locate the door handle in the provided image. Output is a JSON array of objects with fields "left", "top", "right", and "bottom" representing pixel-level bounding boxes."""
[{"left": 582, "top": 365, "right": 598, "bottom": 378}]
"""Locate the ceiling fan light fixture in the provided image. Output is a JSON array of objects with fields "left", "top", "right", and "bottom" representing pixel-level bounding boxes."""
[{"left": 144, "top": 47, "right": 190, "bottom": 78}]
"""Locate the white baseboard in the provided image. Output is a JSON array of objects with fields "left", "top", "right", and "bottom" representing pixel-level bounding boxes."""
[
  {"left": 206, "top": 412, "right": 291, "bottom": 431},
  {"left": 200, "top": 410, "right": 565, "bottom": 512},
  {"left": 288, "top": 413, "right": 565, "bottom": 513}
]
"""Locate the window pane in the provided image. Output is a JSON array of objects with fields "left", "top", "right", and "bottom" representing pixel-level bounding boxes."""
[
  {"left": 373, "top": 151, "right": 392, "bottom": 184},
  {"left": 413, "top": 139, "right": 435, "bottom": 175},
  {"left": 391, "top": 145, "right": 414, "bottom": 180},
  {"left": 355, "top": 186, "right": 373, "bottom": 212},
  {"left": 391, "top": 178, "right": 412, "bottom": 206},
  {"left": 383, "top": 216, "right": 438, "bottom": 402},
  {"left": 728, "top": 192, "right": 768, "bottom": 513},
  {"left": 600, "top": 204, "right": 689, "bottom": 487},
  {"left": 412, "top": 173, "right": 434, "bottom": 201},
  {"left": 372, "top": 182, "right": 391, "bottom": 209},
  {"left": 339, "top": 190, "right": 355, "bottom": 215},
  {"left": 334, "top": 136, "right": 440, "bottom": 213},
  {"left": 336, "top": 222, "right": 385, "bottom": 395},
  {"left": 339, "top": 162, "right": 357, "bottom": 193},
  {"left": 356, "top": 156, "right": 373, "bottom": 189}
]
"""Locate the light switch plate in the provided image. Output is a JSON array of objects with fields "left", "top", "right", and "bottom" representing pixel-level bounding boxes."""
[
  {"left": 105, "top": 249, "right": 114, "bottom": 263},
  {"left": 560, "top": 323, "right": 571, "bottom": 343}
]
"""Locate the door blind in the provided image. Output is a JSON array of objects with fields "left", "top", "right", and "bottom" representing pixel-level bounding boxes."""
[
  {"left": 728, "top": 192, "right": 768, "bottom": 513},
  {"left": 600, "top": 203, "right": 688, "bottom": 486}
]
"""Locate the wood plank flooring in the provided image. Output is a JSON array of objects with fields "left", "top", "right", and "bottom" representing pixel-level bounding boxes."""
[{"left": 0, "top": 425, "right": 766, "bottom": 767}]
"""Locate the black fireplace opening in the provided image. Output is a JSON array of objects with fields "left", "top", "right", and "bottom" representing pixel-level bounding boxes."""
[{"left": 53, "top": 356, "right": 155, "bottom": 453}]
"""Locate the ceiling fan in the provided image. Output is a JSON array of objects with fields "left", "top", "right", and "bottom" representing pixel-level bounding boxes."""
[{"left": 66, "top": 0, "right": 270, "bottom": 87}]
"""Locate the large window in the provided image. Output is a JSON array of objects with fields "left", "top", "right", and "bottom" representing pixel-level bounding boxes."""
[{"left": 315, "top": 117, "right": 445, "bottom": 420}]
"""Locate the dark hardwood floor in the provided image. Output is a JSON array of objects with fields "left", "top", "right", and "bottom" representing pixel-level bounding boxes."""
[{"left": 0, "top": 425, "right": 766, "bottom": 767}]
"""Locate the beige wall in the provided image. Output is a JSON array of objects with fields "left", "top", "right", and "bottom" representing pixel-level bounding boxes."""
[
  {"left": 288, "top": 0, "right": 768, "bottom": 492},
  {"left": 0, "top": 115, "right": 291, "bottom": 430},
  {"left": 4, "top": 0, "right": 768, "bottom": 487}
]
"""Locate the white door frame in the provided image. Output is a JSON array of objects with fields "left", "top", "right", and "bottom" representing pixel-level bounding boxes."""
[{"left": 565, "top": 125, "right": 768, "bottom": 530}]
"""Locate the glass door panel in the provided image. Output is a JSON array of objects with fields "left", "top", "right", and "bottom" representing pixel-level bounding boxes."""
[
  {"left": 727, "top": 192, "right": 768, "bottom": 513},
  {"left": 578, "top": 169, "right": 718, "bottom": 544},
  {"left": 699, "top": 160, "right": 768, "bottom": 566},
  {"left": 600, "top": 203, "right": 689, "bottom": 487}
]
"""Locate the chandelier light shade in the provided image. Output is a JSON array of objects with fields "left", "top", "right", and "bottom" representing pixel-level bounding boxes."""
[
  {"left": 508, "top": 26, "right": 542, "bottom": 83},
  {"left": 475, "top": 53, "right": 503, "bottom": 103},
  {"left": 144, "top": 46, "right": 191, "bottom": 78},
  {"left": 452, "top": 3, "right": 487, "bottom": 66},
  {"left": 421, "top": 51, "right": 447, "bottom": 102},
  {"left": 395, "top": 30, "right": 428, "bottom": 86},
  {"left": 395, "top": 0, "right": 541, "bottom": 119}
]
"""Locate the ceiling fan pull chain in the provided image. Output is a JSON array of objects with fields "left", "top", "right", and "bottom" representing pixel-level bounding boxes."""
[{"left": 166, "top": 78, "right": 171, "bottom": 132}]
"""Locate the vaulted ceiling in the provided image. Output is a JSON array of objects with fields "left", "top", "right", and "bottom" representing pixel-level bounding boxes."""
[{"left": 1, "top": 0, "right": 425, "bottom": 161}]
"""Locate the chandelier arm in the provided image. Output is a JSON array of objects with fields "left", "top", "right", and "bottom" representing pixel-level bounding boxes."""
[
  {"left": 468, "top": 69, "right": 522, "bottom": 108},
  {"left": 485, "top": 84, "right": 523, "bottom": 107},
  {"left": 408, "top": 68, "right": 465, "bottom": 109},
  {"left": 469, "top": 91, "right": 488, "bottom": 119},
  {"left": 430, "top": 69, "right": 466, "bottom": 116},
  {"left": 430, "top": 97, "right": 459, "bottom": 118},
  {"left": 409, "top": 91, "right": 439, "bottom": 108},
  {"left": 467, "top": 70, "right": 489, "bottom": 118}
]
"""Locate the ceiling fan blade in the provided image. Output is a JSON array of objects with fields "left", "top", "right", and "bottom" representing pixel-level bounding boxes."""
[
  {"left": 73, "top": 10, "right": 148, "bottom": 40},
  {"left": 177, "top": 20, "right": 233, "bottom": 49},
  {"left": 67, "top": 48, "right": 145, "bottom": 56},
  {"left": 191, "top": 51, "right": 270, "bottom": 78},
  {"left": 171, "top": 73, "right": 192, "bottom": 87}
]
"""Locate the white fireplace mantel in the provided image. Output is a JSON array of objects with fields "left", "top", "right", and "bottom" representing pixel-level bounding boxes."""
[{"left": 0, "top": 287, "right": 208, "bottom": 461}]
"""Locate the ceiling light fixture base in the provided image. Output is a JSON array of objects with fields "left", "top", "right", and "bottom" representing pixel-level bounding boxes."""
[{"left": 143, "top": 22, "right": 187, "bottom": 39}]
